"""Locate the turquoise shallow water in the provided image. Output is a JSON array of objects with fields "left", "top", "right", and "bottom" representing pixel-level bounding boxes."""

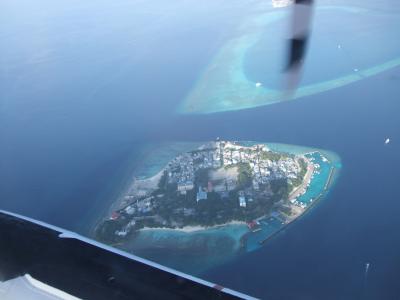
[
  {"left": 245, "top": 6, "right": 400, "bottom": 89},
  {"left": 117, "top": 142, "right": 341, "bottom": 275},
  {"left": 245, "top": 217, "right": 283, "bottom": 252},
  {"left": 179, "top": 5, "right": 400, "bottom": 114},
  {"left": 298, "top": 152, "right": 334, "bottom": 204},
  {"left": 241, "top": 149, "right": 341, "bottom": 253},
  {"left": 122, "top": 224, "right": 249, "bottom": 274}
]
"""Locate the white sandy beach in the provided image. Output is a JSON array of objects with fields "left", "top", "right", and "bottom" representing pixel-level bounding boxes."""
[{"left": 140, "top": 220, "right": 247, "bottom": 233}]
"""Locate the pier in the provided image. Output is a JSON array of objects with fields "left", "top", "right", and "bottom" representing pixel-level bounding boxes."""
[
  {"left": 324, "top": 167, "right": 335, "bottom": 191},
  {"left": 258, "top": 168, "right": 337, "bottom": 246},
  {"left": 258, "top": 222, "right": 288, "bottom": 245}
]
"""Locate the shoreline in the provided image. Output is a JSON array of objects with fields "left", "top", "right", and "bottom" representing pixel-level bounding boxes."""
[
  {"left": 288, "top": 158, "right": 314, "bottom": 201},
  {"left": 108, "top": 168, "right": 165, "bottom": 214},
  {"left": 85, "top": 148, "right": 152, "bottom": 238},
  {"left": 92, "top": 142, "right": 205, "bottom": 234},
  {"left": 131, "top": 152, "right": 334, "bottom": 250},
  {"left": 140, "top": 220, "right": 247, "bottom": 233},
  {"left": 94, "top": 142, "right": 340, "bottom": 256},
  {"left": 259, "top": 167, "right": 336, "bottom": 246}
]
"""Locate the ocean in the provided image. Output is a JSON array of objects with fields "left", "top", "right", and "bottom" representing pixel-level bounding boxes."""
[{"left": 1, "top": 0, "right": 400, "bottom": 299}]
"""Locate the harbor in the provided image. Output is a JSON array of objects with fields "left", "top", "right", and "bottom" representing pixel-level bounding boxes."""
[{"left": 242, "top": 151, "right": 340, "bottom": 251}]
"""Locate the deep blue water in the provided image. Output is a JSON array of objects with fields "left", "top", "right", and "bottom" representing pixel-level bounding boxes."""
[
  {"left": 199, "top": 63, "right": 400, "bottom": 300},
  {"left": 1, "top": 0, "right": 400, "bottom": 299}
]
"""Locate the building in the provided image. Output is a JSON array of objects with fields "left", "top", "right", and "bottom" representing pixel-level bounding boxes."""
[
  {"left": 213, "top": 184, "right": 226, "bottom": 193},
  {"left": 226, "top": 179, "right": 236, "bottom": 191},
  {"left": 177, "top": 181, "right": 194, "bottom": 195},
  {"left": 252, "top": 180, "right": 259, "bottom": 191},
  {"left": 124, "top": 205, "right": 135, "bottom": 215},
  {"left": 239, "top": 196, "right": 246, "bottom": 207},
  {"left": 247, "top": 220, "right": 259, "bottom": 230},
  {"left": 111, "top": 211, "right": 120, "bottom": 220},
  {"left": 115, "top": 229, "right": 128, "bottom": 237},
  {"left": 196, "top": 187, "right": 207, "bottom": 202}
]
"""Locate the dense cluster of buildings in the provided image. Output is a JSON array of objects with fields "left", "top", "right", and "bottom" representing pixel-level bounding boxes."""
[
  {"left": 101, "top": 141, "right": 316, "bottom": 241},
  {"left": 164, "top": 141, "right": 304, "bottom": 205}
]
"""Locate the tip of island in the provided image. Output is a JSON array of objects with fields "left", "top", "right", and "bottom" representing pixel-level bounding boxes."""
[{"left": 95, "top": 140, "right": 341, "bottom": 274}]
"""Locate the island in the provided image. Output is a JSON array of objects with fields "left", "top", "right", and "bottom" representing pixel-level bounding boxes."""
[{"left": 95, "top": 140, "right": 338, "bottom": 250}]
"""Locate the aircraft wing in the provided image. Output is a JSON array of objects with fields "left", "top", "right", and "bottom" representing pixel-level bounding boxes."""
[{"left": 0, "top": 210, "right": 256, "bottom": 300}]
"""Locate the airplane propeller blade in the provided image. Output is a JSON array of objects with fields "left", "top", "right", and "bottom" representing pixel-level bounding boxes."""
[{"left": 285, "top": 0, "right": 314, "bottom": 92}]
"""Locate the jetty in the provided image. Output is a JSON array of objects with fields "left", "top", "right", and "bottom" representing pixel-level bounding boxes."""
[
  {"left": 258, "top": 167, "right": 337, "bottom": 246},
  {"left": 324, "top": 167, "right": 335, "bottom": 191}
]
